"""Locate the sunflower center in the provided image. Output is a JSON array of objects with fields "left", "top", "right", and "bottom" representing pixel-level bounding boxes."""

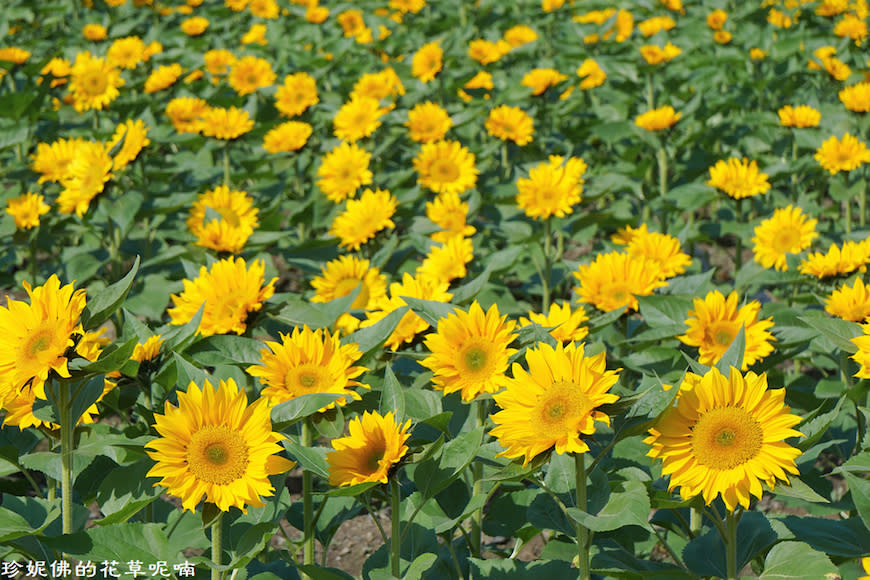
[
  {"left": 430, "top": 158, "right": 460, "bottom": 183},
  {"left": 691, "top": 406, "right": 763, "bottom": 470},
  {"left": 334, "top": 277, "right": 370, "bottom": 308},
  {"left": 187, "top": 425, "right": 249, "bottom": 485},
  {"left": 535, "top": 380, "right": 593, "bottom": 430},
  {"left": 458, "top": 339, "right": 495, "bottom": 377},
  {"left": 81, "top": 70, "right": 108, "bottom": 96},
  {"left": 366, "top": 449, "right": 385, "bottom": 472},
  {"left": 708, "top": 321, "right": 737, "bottom": 348},
  {"left": 25, "top": 327, "right": 56, "bottom": 359},
  {"left": 772, "top": 228, "right": 800, "bottom": 253},
  {"left": 602, "top": 281, "right": 632, "bottom": 308}
]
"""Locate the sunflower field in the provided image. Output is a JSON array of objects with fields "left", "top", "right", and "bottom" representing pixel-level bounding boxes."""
[{"left": 2, "top": 0, "right": 870, "bottom": 578}]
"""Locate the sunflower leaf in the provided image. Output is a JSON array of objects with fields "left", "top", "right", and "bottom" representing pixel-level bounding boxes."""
[
  {"left": 402, "top": 296, "right": 458, "bottom": 328},
  {"left": 798, "top": 315, "right": 862, "bottom": 354},
  {"left": 81, "top": 255, "right": 140, "bottom": 330},
  {"left": 713, "top": 325, "right": 745, "bottom": 375},
  {"left": 270, "top": 393, "right": 345, "bottom": 429},
  {"left": 759, "top": 541, "right": 837, "bottom": 580},
  {"left": 380, "top": 364, "right": 405, "bottom": 421}
]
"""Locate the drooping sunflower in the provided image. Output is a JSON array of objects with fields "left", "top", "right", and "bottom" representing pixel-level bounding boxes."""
[
  {"left": 3, "top": 379, "right": 115, "bottom": 430},
  {"left": 625, "top": 230, "right": 692, "bottom": 280},
  {"left": 426, "top": 191, "right": 476, "bottom": 243},
  {"left": 329, "top": 188, "right": 397, "bottom": 251},
  {"left": 815, "top": 133, "right": 870, "bottom": 174},
  {"left": 518, "top": 301, "right": 589, "bottom": 344},
  {"left": 167, "top": 257, "right": 277, "bottom": 337},
  {"left": 186, "top": 185, "right": 259, "bottom": 253},
  {"left": 6, "top": 192, "right": 50, "bottom": 230},
  {"left": 333, "top": 95, "right": 387, "bottom": 142},
  {"left": 406, "top": 101, "right": 452, "bottom": 143},
  {"left": 635, "top": 106, "right": 681, "bottom": 131},
  {"left": 57, "top": 140, "right": 113, "bottom": 217},
  {"left": 415, "top": 235, "right": 474, "bottom": 286},
  {"left": 107, "top": 119, "right": 150, "bottom": 171},
  {"left": 521, "top": 68, "right": 569, "bottom": 96},
  {"left": 707, "top": 157, "right": 770, "bottom": 199},
  {"left": 490, "top": 342, "right": 620, "bottom": 466},
  {"left": 132, "top": 335, "right": 164, "bottom": 363},
  {"left": 145, "top": 378, "right": 295, "bottom": 513},
  {"left": 777, "top": 105, "right": 821, "bottom": 128},
  {"left": 839, "top": 82, "right": 870, "bottom": 113},
  {"left": 516, "top": 155, "right": 587, "bottom": 220},
  {"left": 645, "top": 367, "right": 802, "bottom": 512},
  {"left": 411, "top": 41, "right": 443, "bottom": 83},
  {"left": 576, "top": 58, "right": 606, "bottom": 89},
  {"left": 144, "top": 63, "right": 183, "bottom": 94},
  {"left": 316, "top": 142, "right": 373, "bottom": 202},
  {"left": 0, "top": 275, "right": 87, "bottom": 401},
  {"left": 851, "top": 327, "right": 870, "bottom": 377},
  {"left": 799, "top": 241, "right": 869, "bottom": 278},
  {"left": 413, "top": 140, "right": 479, "bottom": 195},
  {"left": 826, "top": 277, "right": 870, "bottom": 322},
  {"left": 573, "top": 251, "right": 667, "bottom": 313},
  {"left": 326, "top": 411, "right": 411, "bottom": 486},
  {"left": 199, "top": 107, "right": 255, "bottom": 140},
  {"left": 165, "top": 97, "right": 209, "bottom": 134},
  {"left": 420, "top": 302, "right": 517, "bottom": 402},
  {"left": 275, "top": 72, "right": 318, "bottom": 117},
  {"left": 751, "top": 205, "right": 818, "bottom": 271},
  {"left": 678, "top": 290, "right": 775, "bottom": 370},
  {"left": 68, "top": 51, "right": 124, "bottom": 112},
  {"left": 310, "top": 255, "right": 387, "bottom": 310},
  {"left": 485, "top": 105, "right": 534, "bottom": 146},
  {"left": 263, "top": 121, "right": 312, "bottom": 153},
  {"left": 247, "top": 326, "right": 368, "bottom": 410}
]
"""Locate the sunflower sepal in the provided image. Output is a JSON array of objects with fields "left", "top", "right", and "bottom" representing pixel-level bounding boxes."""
[{"left": 80, "top": 255, "right": 140, "bottom": 330}]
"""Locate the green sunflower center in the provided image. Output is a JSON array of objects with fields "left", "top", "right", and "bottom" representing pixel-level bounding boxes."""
[
  {"left": 187, "top": 425, "right": 249, "bottom": 485},
  {"left": 366, "top": 449, "right": 385, "bottom": 472},
  {"left": 691, "top": 406, "right": 763, "bottom": 470}
]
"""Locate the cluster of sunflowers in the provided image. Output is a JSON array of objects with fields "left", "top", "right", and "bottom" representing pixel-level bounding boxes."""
[{"left": 3, "top": 0, "right": 870, "bottom": 578}]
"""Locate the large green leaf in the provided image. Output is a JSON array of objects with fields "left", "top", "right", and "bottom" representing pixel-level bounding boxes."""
[
  {"left": 0, "top": 496, "right": 60, "bottom": 542},
  {"left": 799, "top": 315, "right": 862, "bottom": 353},
  {"left": 187, "top": 335, "right": 267, "bottom": 366},
  {"left": 402, "top": 296, "right": 457, "bottom": 327},
  {"left": 81, "top": 256, "right": 140, "bottom": 330},
  {"left": 270, "top": 393, "right": 345, "bottom": 428},
  {"left": 41, "top": 522, "right": 180, "bottom": 563},
  {"left": 759, "top": 541, "right": 836, "bottom": 579},
  {"left": 683, "top": 511, "right": 777, "bottom": 577},
  {"left": 566, "top": 480, "right": 652, "bottom": 532},
  {"left": 379, "top": 364, "right": 406, "bottom": 421}
]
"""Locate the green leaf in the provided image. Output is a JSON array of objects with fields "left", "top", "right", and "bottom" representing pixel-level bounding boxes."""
[
  {"left": 41, "top": 522, "right": 180, "bottom": 563},
  {"left": 343, "top": 306, "right": 407, "bottom": 358},
  {"left": 73, "top": 337, "right": 138, "bottom": 374},
  {"left": 544, "top": 452, "right": 576, "bottom": 495},
  {"left": 294, "top": 565, "right": 355, "bottom": 580},
  {"left": 323, "top": 481, "right": 380, "bottom": 497},
  {"left": 402, "top": 296, "right": 457, "bottom": 328},
  {"left": 161, "top": 304, "right": 204, "bottom": 351},
  {"left": 95, "top": 458, "right": 159, "bottom": 525},
  {"left": 843, "top": 471, "right": 870, "bottom": 532},
  {"left": 636, "top": 295, "right": 694, "bottom": 327},
  {"left": 714, "top": 325, "right": 745, "bottom": 375},
  {"left": 271, "top": 393, "right": 344, "bottom": 428},
  {"left": 468, "top": 558, "right": 574, "bottom": 578},
  {"left": 403, "top": 553, "right": 437, "bottom": 580},
  {"left": 760, "top": 541, "right": 836, "bottom": 579},
  {"left": 273, "top": 290, "right": 358, "bottom": 330},
  {"left": 799, "top": 398, "right": 846, "bottom": 451},
  {"left": 780, "top": 516, "right": 870, "bottom": 557},
  {"left": 451, "top": 269, "right": 490, "bottom": 304},
  {"left": 42, "top": 375, "right": 106, "bottom": 427},
  {"left": 0, "top": 496, "right": 60, "bottom": 542},
  {"left": 588, "top": 307, "right": 627, "bottom": 332},
  {"left": 173, "top": 352, "right": 209, "bottom": 389},
  {"left": 282, "top": 439, "right": 329, "bottom": 480},
  {"left": 81, "top": 256, "right": 140, "bottom": 330},
  {"left": 187, "top": 335, "right": 266, "bottom": 366},
  {"left": 380, "top": 364, "right": 406, "bottom": 422},
  {"left": 767, "top": 476, "right": 829, "bottom": 504},
  {"left": 566, "top": 480, "right": 652, "bottom": 532},
  {"left": 799, "top": 315, "right": 862, "bottom": 353},
  {"left": 684, "top": 511, "right": 777, "bottom": 577}
]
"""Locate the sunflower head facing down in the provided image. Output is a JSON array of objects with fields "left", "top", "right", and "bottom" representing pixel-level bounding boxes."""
[
  {"left": 326, "top": 411, "right": 411, "bottom": 486},
  {"left": 645, "top": 367, "right": 802, "bottom": 511},
  {"left": 490, "top": 341, "right": 620, "bottom": 466},
  {"left": 145, "top": 378, "right": 295, "bottom": 513}
]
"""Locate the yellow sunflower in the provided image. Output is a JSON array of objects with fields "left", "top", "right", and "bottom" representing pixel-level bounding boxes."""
[
  {"left": 0, "top": 47, "right": 30, "bottom": 65},
  {"left": 490, "top": 342, "right": 620, "bottom": 466},
  {"left": 852, "top": 328, "right": 870, "bottom": 377},
  {"left": 521, "top": 68, "right": 569, "bottom": 96},
  {"left": 67, "top": 51, "right": 124, "bottom": 112},
  {"left": 637, "top": 15, "right": 675, "bottom": 36},
  {"left": 426, "top": 191, "right": 476, "bottom": 243},
  {"left": 751, "top": 205, "right": 818, "bottom": 271},
  {"left": 834, "top": 14, "right": 868, "bottom": 43},
  {"left": 413, "top": 140, "right": 479, "bottom": 195},
  {"left": 518, "top": 302, "right": 589, "bottom": 344},
  {"left": 186, "top": 185, "right": 259, "bottom": 253},
  {"left": 0, "top": 275, "right": 86, "bottom": 400},
  {"left": 6, "top": 192, "right": 50, "bottom": 230},
  {"left": 640, "top": 42, "right": 681, "bottom": 65},
  {"left": 311, "top": 255, "right": 386, "bottom": 308},
  {"left": 777, "top": 105, "right": 821, "bottom": 128},
  {"left": 361, "top": 273, "right": 453, "bottom": 350},
  {"left": 420, "top": 302, "right": 517, "bottom": 402},
  {"left": 406, "top": 101, "right": 452, "bottom": 143},
  {"left": 57, "top": 140, "right": 113, "bottom": 217},
  {"left": 247, "top": 326, "right": 368, "bottom": 410},
  {"left": 625, "top": 230, "right": 692, "bottom": 280},
  {"left": 263, "top": 121, "right": 312, "bottom": 153},
  {"left": 839, "top": 82, "right": 870, "bottom": 113},
  {"left": 707, "top": 157, "right": 771, "bottom": 199},
  {"left": 351, "top": 68, "right": 405, "bottom": 101},
  {"left": 516, "top": 155, "right": 587, "bottom": 220},
  {"left": 573, "top": 251, "right": 667, "bottom": 313},
  {"left": 144, "top": 63, "right": 183, "bottom": 94},
  {"left": 815, "top": 133, "right": 870, "bottom": 174},
  {"left": 799, "top": 241, "right": 869, "bottom": 278},
  {"left": 326, "top": 411, "right": 411, "bottom": 486},
  {"left": 645, "top": 367, "right": 802, "bottom": 512},
  {"left": 415, "top": 236, "right": 474, "bottom": 285},
  {"left": 132, "top": 335, "right": 164, "bottom": 362},
  {"left": 504, "top": 24, "right": 538, "bottom": 47},
  {"left": 249, "top": 0, "right": 279, "bottom": 18},
  {"left": 228, "top": 56, "right": 275, "bottom": 97},
  {"left": 167, "top": 257, "right": 277, "bottom": 337},
  {"left": 576, "top": 58, "right": 607, "bottom": 89},
  {"left": 635, "top": 106, "right": 681, "bottom": 131},
  {"left": 40, "top": 57, "right": 71, "bottom": 87},
  {"left": 333, "top": 95, "right": 387, "bottom": 142},
  {"left": 275, "top": 72, "right": 318, "bottom": 117},
  {"left": 107, "top": 119, "right": 150, "bottom": 171},
  {"left": 412, "top": 41, "right": 443, "bottom": 82},
  {"left": 316, "top": 142, "right": 373, "bottom": 202},
  {"left": 180, "top": 16, "right": 210, "bottom": 36},
  {"left": 199, "top": 107, "right": 254, "bottom": 141},
  {"left": 329, "top": 188, "right": 397, "bottom": 251},
  {"left": 485, "top": 105, "right": 534, "bottom": 146},
  {"left": 678, "top": 290, "right": 775, "bottom": 369},
  {"left": 107, "top": 36, "right": 145, "bottom": 69},
  {"left": 468, "top": 39, "right": 511, "bottom": 65},
  {"left": 337, "top": 9, "right": 366, "bottom": 38},
  {"left": 165, "top": 97, "right": 209, "bottom": 134},
  {"left": 145, "top": 378, "right": 295, "bottom": 513},
  {"left": 3, "top": 379, "right": 115, "bottom": 430},
  {"left": 82, "top": 24, "right": 107, "bottom": 41},
  {"left": 826, "top": 277, "right": 870, "bottom": 322},
  {"left": 204, "top": 49, "right": 236, "bottom": 80},
  {"left": 31, "top": 138, "right": 84, "bottom": 183}
]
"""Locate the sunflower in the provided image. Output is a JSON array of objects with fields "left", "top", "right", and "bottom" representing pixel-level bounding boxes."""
[
  {"left": 416, "top": 236, "right": 474, "bottom": 285},
  {"left": 316, "top": 142, "right": 373, "bottom": 202},
  {"left": 145, "top": 378, "right": 295, "bottom": 513},
  {"left": 310, "top": 255, "right": 387, "bottom": 310},
  {"left": 144, "top": 63, "right": 183, "bottom": 94},
  {"left": 777, "top": 105, "right": 821, "bottom": 128},
  {"left": 40, "top": 57, "right": 71, "bottom": 87},
  {"left": 82, "top": 24, "right": 107, "bottom": 41},
  {"left": 132, "top": 335, "right": 164, "bottom": 363},
  {"left": 640, "top": 42, "right": 682, "bottom": 65},
  {"left": 31, "top": 138, "right": 84, "bottom": 184},
  {"left": 839, "top": 82, "right": 870, "bottom": 113},
  {"left": 815, "top": 133, "right": 870, "bottom": 174},
  {"left": 707, "top": 157, "right": 770, "bottom": 199},
  {"left": 199, "top": 107, "right": 255, "bottom": 140},
  {"left": 751, "top": 205, "right": 818, "bottom": 271},
  {"left": 228, "top": 56, "right": 275, "bottom": 97},
  {"left": 165, "top": 97, "right": 209, "bottom": 134},
  {"left": 420, "top": 302, "right": 516, "bottom": 402},
  {"left": 361, "top": 273, "right": 453, "bottom": 350},
  {"left": 573, "top": 251, "right": 667, "bottom": 313},
  {"left": 518, "top": 302, "right": 589, "bottom": 344},
  {"left": 390, "top": 0, "right": 425, "bottom": 13},
  {"left": 326, "top": 411, "right": 411, "bottom": 486},
  {"left": 3, "top": 379, "right": 115, "bottom": 430},
  {"left": 333, "top": 96, "right": 387, "bottom": 142},
  {"left": 576, "top": 58, "right": 606, "bottom": 89},
  {"left": 275, "top": 73, "right": 318, "bottom": 117},
  {"left": 708, "top": 7, "right": 729, "bottom": 26},
  {"left": 6, "top": 192, "right": 49, "bottom": 230},
  {"left": 799, "top": 241, "right": 869, "bottom": 278},
  {"left": 426, "top": 192, "right": 476, "bottom": 243},
  {"left": 485, "top": 105, "right": 534, "bottom": 146},
  {"left": 504, "top": 24, "right": 537, "bottom": 47},
  {"left": 351, "top": 68, "right": 405, "bottom": 101},
  {"left": 635, "top": 106, "right": 681, "bottom": 131},
  {"left": 611, "top": 223, "right": 650, "bottom": 246},
  {"left": 637, "top": 15, "right": 675, "bottom": 36},
  {"left": 414, "top": 140, "right": 479, "bottom": 195},
  {"left": 203, "top": 49, "right": 236, "bottom": 80},
  {"left": 468, "top": 39, "right": 511, "bottom": 65},
  {"left": 242, "top": 25, "right": 267, "bottom": 43},
  {"left": 645, "top": 367, "right": 802, "bottom": 511},
  {"left": 625, "top": 231, "right": 692, "bottom": 280},
  {"left": 263, "top": 121, "right": 312, "bottom": 153},
  {"left": 305, "top": 4, "right": 329, "bottom": 23},
  {"left": 167, "top": 257, "right": 277, "bottom": 337},
  {"left": 0, "top": 275, "right": 87, "bottom": 401},
  {"left": 834, "top": 14, "right": 868, "bottom": 43},
  {"left": 107, "top": 119, "right": 150, "bottom": 171},
  {"left": 521, "top": 68, "right": 569, "bottom": 96},
  {"left": 57, "top": 140, "right": 113, "bottom": 217},
  {"left": 180, "top": 16, "right": 209, "bottom": 36},
  {"left": 337, "top": 9, "right": 366, "bottom": 38},
  {"left": 412, "top": 41, "right": 442, "bottom": 83},
  {"left": 678, "top": 290, "right": 775, "bottom": 369},
  {"left": 68, "top": 51, "right": 124, "bottom": 112},
  {"left": 516, "top": 155, "right": 587, "bottom": 220},
  {"left": 329, "top": 188, "right": 397, "bottom": 251},
  {"left": 406, "top": 101, "right": 452, "bottom": 143},
  {"left": 186, "top": 185, "right": 259, "bottom": 253},
  {"left": 249, "top": 0, "right": 279, "bottom": 18},
  {"left": 107, "top": 36, "right": 145, "bottom": 69},
  {"left": 490, "top": 342, "right": 620, "bottom": 466},
  {"left": 825, "top": 278, "right": 870, "bottom": 322}
]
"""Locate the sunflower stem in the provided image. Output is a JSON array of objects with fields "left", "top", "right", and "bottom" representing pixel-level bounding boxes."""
[
  {"left": 390, "top": 476, "right": 402, "bottom": 579},
  {"left": 211, "top": 512, "right": 223, "bottom": 580},
  {"left": 734, "top": 198, "right": 744, "bottom": 274},
  {"left": 657, "top": 144, "right": 669, "bottom": 234},
  {"left": 58, "top": 380, "right": 74, "bottom": 537},
  {"left": 223, "top": 145, "right": 231, "bottom": 188},
  {"left": 725, "top": 510, "right": 738, "bottom": 580},
  {"left": 28, "top": 233, "right": 38, "bottom": 285},
  {"left": 689, "top": 507, "right": 703, "bottom": 537},
  {"left": 542, "top": 218, "right": 552, "bottom": 316},
  {"left": 470, "top": 399, "right": 487, "bottom": 560},
  {"left": 645, "top": 72, "right": 655, "bottom": 110},
  {"left": 301, "top": 418, "right": 315, "bottom": 578},
  {"left": 575, "top": 452, "right": 590, "bottom": 580},
  {"left": 501, "top": 141, "right": 510, "bottom": 180},
  {"left": 46, "top": 476, "right": 56, "bottom": 502}
]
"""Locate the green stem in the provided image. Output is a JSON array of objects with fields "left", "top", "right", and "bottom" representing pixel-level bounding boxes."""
[
  {"left": 58, "top": 381, "right": 74, "bottom": 536},
  {"left": 725, "top": 511, "right": 738, "bottom": 580},
  {"left": 29, "top": 234, "right": 38, "bottom": 284},
  {"left": 46, "top": 476, "right": 57, "bottom": 502},
  {"left": 223, "top": 145, "right": 231, "bottom": 188},
  {"left": 657, "top": 144, "right": 669, "bottom": 234},
  {"left": 501, "top": 141, "right": 510, "bottom": 180},
  {"left": 734, "top": 199, "right": 744, "bottom": 273},
  {"left": 645, "top": 72, "right": 655, "bottom": 109},
  {"left": 689, "top": 507, "right": 702, "bottom": 537},
  {"left": 212, "top": 512, "right": 223, "bottom": 580},
  {"left": 542, "top": 218, "right": 552, "bottom": 315},
  {"left": 575, "top": 453, "right": 590, "bottom": 580},
  {"left": 301, "top": 418, "right": 315, "bottom": 578},
  {"left": 390, "top": 477, "right": 402, "bottom": 579},
  {"left": 860, "top": 182, "right": 866, "bottom": 228},
  {"left": 470, "top": 399, "right": 487, "bottom": 559}
]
